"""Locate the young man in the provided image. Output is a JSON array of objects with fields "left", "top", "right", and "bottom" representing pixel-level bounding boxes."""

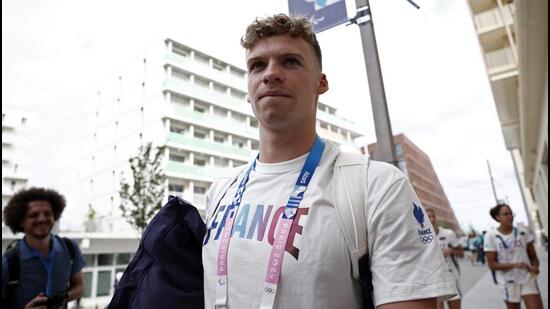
[
  {"left": 202, "top": 14, "right": 456, "bottom": 308},
  {"left": 2, "top": 188, "right": 86, "bottom": 309},
  {"left": 426, "top": 208, "right": 464, "bottom": 309}
]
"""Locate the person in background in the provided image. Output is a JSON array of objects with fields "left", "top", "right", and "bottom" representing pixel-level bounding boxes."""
[
  {"left": 426, "top": 208, "right": 463, "bottom": 309},
  {"left": 485, "top": 203, "right": 543, "bottom": 309},
  {"left": 2, "top": 187, "right": 86, "bottom": 309}
]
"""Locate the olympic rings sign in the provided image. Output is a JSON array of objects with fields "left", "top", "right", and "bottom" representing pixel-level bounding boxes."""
[{"left": 420, "top": 235, "right": 434, "bottom": 244}]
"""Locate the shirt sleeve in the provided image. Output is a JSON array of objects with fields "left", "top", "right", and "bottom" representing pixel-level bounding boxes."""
[
  {"left": 69, "top": 239, "right": 86, "bottom": 276},
  {"left": 484, "top": 231, "right": 497, "bottom": 252},
  {"left": 365, "top": 163, "right": 456, "bottom": 306}
]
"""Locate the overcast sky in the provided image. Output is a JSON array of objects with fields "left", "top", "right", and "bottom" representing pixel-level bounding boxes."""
[{"left": 2, "top": 0, "right": 528, "bottom": 232}]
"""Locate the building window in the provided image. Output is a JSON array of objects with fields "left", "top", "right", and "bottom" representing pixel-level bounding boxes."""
[
  {"left": 212, "top": 60, "right": 226, "bottom": 71},
  {"left": 194, "top": 186, "right": 206, "bottom": 194},
  {"left": 214, "top": 133, "right": 226, "bottom": 143},
  {"left": 213, "top": 83, "right": 227, "bottom": 94},
  {"left": 194, "top": 158, "right": 206, "bottom": 166},
  {"left": 320, "top": 122, "right": 328, "bottom": 129},
  {"left": 83, "top": 272, "right": 93, "bottom": 298},
  {"left": 195, "top": 53, "right": 210, "bottom": 65},
  {"left": 21, "top": 117, "right": 27, "bottom": 125},
  {"left": 230, "top": 67, "right": 245, "bottom": 79},
  {"left": 96, "top": 270, "right": 112, "bottom": 296},
  {"left": 83, "top": 254, "right": 96, "bottom": 267},
  {"left": 98, "top": 254, "right": 114, "bottom": 266},
  {"left": 194, "top": 131, "right": 206, "bottom": 139},
  {"left": 195, "top": 77, "right": 209, "bottom": 89},
  {"left": 169, "top": 154, "right": 186, "bottom": 163},
  {"left": 173, "top": 44, "right": 190, "bottom": 57},
  {"left": 231, "top": 89, "right": 246, "bottom": 100},
  {"left": 116, "top": 253, "right": 131, "bottom": 265}
]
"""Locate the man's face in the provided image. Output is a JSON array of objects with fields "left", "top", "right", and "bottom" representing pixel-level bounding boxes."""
[
  {"left": 20, "top": 201, "right": 55, "bottom": 239},
  {"left": 427, "top": 210, "right": 437, "bottom": 227},
  {"left": 246, "top": 34, "right": 328, "bottom": 132}
]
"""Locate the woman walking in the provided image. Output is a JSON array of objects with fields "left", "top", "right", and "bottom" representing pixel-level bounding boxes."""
[{"left": 484, "top": 203, "right": 543, "bottom": 309}]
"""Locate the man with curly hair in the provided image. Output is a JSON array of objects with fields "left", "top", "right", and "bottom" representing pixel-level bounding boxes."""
[
  {"left": 202, "top": 13, "right": 456, "bottom": 309},
  {"left": 2, "top": 187, "right": 85, "bottom": 309}
]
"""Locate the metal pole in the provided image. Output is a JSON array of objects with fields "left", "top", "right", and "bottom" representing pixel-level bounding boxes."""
[
  {"left": 509, "top": 150, "right": 535, "bottom": 232},
  {"left": 487, "top": 159, "right": 499, "bottom": 204},
  {"left": 353, "top": 0, "right": 397, "bottom": 166}
]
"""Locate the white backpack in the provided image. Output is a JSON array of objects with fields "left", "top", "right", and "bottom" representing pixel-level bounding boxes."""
[{"left": 204, "top": 151, "right": 371, "bottom": 280}]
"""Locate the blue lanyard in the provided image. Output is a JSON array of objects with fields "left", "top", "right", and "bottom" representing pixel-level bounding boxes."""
[
  {"left": 215, "top": 135, "right": 325, "bottom": 308},
  {"left": 31, "top": 244, "right": 57, "bottom": 297},
  {"left": 228, "top": 135, "right": 324, "bottom": 220}
]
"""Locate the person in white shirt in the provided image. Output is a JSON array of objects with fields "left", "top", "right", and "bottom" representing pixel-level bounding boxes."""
[
  {"left": 484, "top": 203, "right": 543, "bottom": 309},
  {"left": 426, "top": 208, "right": 463, "bottom": 309},
  {"left": 202, "top": 13, "right": 456, "bottom": 309}
]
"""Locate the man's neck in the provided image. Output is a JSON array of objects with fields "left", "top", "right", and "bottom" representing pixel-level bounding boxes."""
[
  {"left": 258, "top": 128, "right": 317, "bottom": 163},
  {"left": 433, "top": 225, "right": 440, "bottom": 235},
  {"left": 25, "top": 233, "right": 52, "bottom": 257}
]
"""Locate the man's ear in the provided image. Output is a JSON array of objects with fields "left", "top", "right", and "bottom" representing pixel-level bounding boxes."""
[{"left": 318, "top": 73, "right": 329, "bottom": 94}]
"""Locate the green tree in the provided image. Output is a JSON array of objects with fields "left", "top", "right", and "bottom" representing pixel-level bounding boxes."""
[{"left": 119, "top": 142, "right": 166, "bottom": 234}]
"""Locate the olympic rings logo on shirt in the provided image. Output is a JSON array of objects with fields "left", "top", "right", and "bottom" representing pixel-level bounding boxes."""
[
  {"left": 264, "top": 287, "right": 275, "bottom": 294},
  {"left": 420, "top": 235, "right": 434, "bottom": 244},
  {"left": 218, "top": 279, "right": 226, "bottom": 287}
]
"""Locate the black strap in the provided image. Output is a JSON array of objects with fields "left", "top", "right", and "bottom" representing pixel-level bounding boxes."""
[
  {"left": 2, "top": 244, "right": 20, "bottom": 307},
  {"left": 61, "top": 237, "right": 76, "bottom": 262},
  {"left": 358, "top": 253, "right": 375, "bottom": 309}
]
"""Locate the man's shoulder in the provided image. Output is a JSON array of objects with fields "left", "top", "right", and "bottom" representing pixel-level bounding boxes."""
[{"left": 334, "top": 150, "right": 405, "bottom": 183}]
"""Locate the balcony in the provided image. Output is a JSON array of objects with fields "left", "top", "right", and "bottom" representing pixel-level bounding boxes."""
[
  {"left": 473, "top": 3, "right": 515, "bottom": 34},
  {"left": 163, "top": 78, "right": 253, "bottom": 117},
  {"left": 166, "top": 161, "right": 228, "bottom": 183},
  {"left": 173, "top": 105, "right": 259, "bottom": 140},
  {"left": 485, "top": 46, "right": 518, "bottom": 79},
  {"left": 317, "top": 110, "right": 365, "bottom": 136},
  {"left": 167, "top": 132, "right": 254, "bottom": 161},
  {"left": 164, "top": 52, "right": 246, "bottom": 94}
]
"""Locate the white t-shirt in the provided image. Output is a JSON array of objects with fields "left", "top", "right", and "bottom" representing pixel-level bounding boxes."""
[
  {"left": 436, "top": 227, "right": 460, "bottom": 278},
  {"left": 203, "top": 141, "right": 456, "bottom": 308},
  {"left": 484, "top": 226, "right": 534, "bottom": 285}
]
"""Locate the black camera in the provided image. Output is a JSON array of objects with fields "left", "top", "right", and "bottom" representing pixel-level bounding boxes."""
[{"left": 33, "top": 290, "right": 68, "bottom": 309}]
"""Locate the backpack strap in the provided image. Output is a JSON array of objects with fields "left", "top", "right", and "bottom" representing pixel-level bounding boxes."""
[
  {"left": 333, "top": 152, "right": 370, "bottom": 280},
  {"left": 61, "top": 237, "right": 76, "bottom": 263},
  {"left": 2, "top": 242, "right": 20, "bottom": 306}
]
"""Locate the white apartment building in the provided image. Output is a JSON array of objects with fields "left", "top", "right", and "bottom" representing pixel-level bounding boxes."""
[
  {"left": 467, "top": 0, "right": 548, "bottom": 235},
  {"left": 2, "top": 106, "right": 34, "bottom": 214},
  {"left": 79, "top": 38, "right": 365, "bottom": 232}
]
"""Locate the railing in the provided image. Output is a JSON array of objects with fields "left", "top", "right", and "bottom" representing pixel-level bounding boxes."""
[
  {"left": 164, "top": 78, "right": 253, "bottom": 117},
  {"left": 173, "top": 105, "right": 259, "bottom": 138},
  {"left": 167, "top": 132, "right": 254, "bottom": 159},
  {"left": 485, "top": 46, "right": 516, "bottom": 74},
  {"left": 165, "top": 52, "right": 247, "bottom": 94},
  {"left": 473, "top": 3, "right": 515, "bottom": 33}
]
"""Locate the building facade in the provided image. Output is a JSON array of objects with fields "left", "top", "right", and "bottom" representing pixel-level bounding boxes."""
[
  {"left": 79, "top": 38, "right": 365, "bottom": 232},
  {"left": 365, "top": 134, "right": 462, "bottom": 233},
  {"left": 2, "top": 106, "right": 34, "bottom": 213},
  {"left": 467, "top": 0, "right": 548, "bottom": 235}
]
